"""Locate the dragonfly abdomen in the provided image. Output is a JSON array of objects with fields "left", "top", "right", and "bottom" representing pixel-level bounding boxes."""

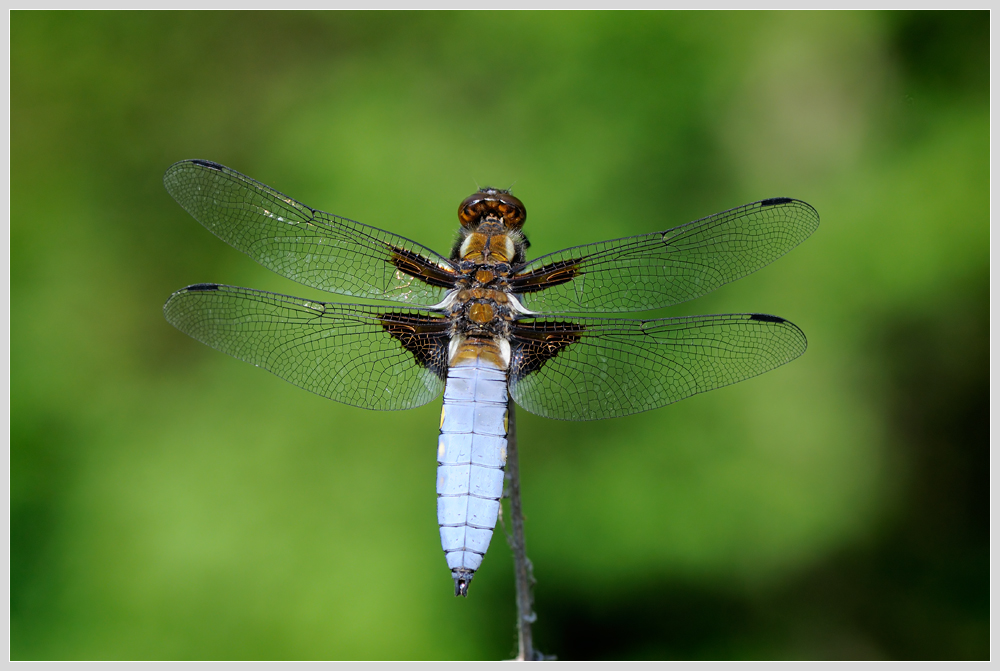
[{"left": 436, "top": 355, "right": 509, "bottom": 597}]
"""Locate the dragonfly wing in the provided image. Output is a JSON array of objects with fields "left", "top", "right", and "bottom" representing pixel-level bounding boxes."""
[
  {"left": 164, "top": 160, "right": 459, "bottom": 306},
  {"left": 508, "top": 313, "right": 807, "bottom": 420},
  {"left": 510, "top": 198, "right": 819, "bottom": 313},
  {"left": 163, "top": 284, "right": 450, "bottom": 411}
]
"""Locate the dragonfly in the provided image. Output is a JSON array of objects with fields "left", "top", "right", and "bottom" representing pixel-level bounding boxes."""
[{"left": 163, "top": 159, "right": 819, "bottom": 597}]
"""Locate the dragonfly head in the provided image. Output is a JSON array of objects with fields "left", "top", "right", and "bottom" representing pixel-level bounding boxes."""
[{"left": 458, "top": 187, "right": 526, "bottom": 230}]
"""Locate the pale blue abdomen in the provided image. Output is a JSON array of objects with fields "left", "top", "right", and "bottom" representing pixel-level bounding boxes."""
[{"left": 436, "top": 359, "right": 508, "bottom": 595}]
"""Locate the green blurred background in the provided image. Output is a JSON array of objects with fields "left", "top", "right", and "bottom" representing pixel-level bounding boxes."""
[{"left": 11, "top": 11, "right": 988, "bottom": 660}]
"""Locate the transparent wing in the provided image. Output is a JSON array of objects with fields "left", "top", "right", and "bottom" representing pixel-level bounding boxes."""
[
  {"left": 511, "top": 198, "right": 819, "bottom": 313},
  {"left": 164, "top": 160, "right": 459, "bottom": 306},
  {"left": 163, "top": 284, "right": 450, "bottom": 411},
  {"left": 508, "top": 313, "right": 807, "bottom": 420}
]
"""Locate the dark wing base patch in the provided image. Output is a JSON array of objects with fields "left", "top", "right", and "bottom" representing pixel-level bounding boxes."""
[
  {"left": 388, "top": 247, "right": 460, "bottom": 289},
  {"left": 510, "top": 321, "right": 583, "bottom": 378},
  {"left": 380, "top": 312, "right": 451, "bottom": 380},
  {"left": 509, "top": 259, "right": 582, "bottom": 294}
]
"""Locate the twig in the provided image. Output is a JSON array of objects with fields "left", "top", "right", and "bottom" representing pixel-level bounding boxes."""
[{"left": 504, "top": 401, "right": 548, "bottom": 661}]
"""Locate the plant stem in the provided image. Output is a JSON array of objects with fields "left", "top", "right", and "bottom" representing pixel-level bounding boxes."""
[{"left": 505, "top": 401, "right": 543, "bottom": 661}]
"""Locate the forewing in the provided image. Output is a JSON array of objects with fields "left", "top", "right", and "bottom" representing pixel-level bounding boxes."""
[
  {"left": 163, "top": 284, "right": 450, "bottom": 410},
  {"left": 511, "top": 198, "right": 819, "bottom": 313},
  {"left": 508, "top": 313, "right": 807, "bottom": 420},
  {"left": 164, "top": 160, "right": 458, "bottom": 306}
]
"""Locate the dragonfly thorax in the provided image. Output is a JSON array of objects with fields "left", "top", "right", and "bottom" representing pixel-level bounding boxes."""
[
  {"left": 448, "top": 286, "right": 516, "bottom": 340},
  {"left": 453, "top": 222, "right": 528, "bottom": 266}
]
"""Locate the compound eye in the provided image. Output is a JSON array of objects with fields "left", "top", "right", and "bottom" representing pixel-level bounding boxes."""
[
  {"left": 496, "top": 194, "right": 526, "bottom": 229},
  {"left": 458, "top": 195, "right": 485, "bottom": 227}
]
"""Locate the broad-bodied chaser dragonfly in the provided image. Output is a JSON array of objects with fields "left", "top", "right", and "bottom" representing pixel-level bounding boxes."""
[{"left": 163, "top": 160, "right": 819, "bottom": 597}]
